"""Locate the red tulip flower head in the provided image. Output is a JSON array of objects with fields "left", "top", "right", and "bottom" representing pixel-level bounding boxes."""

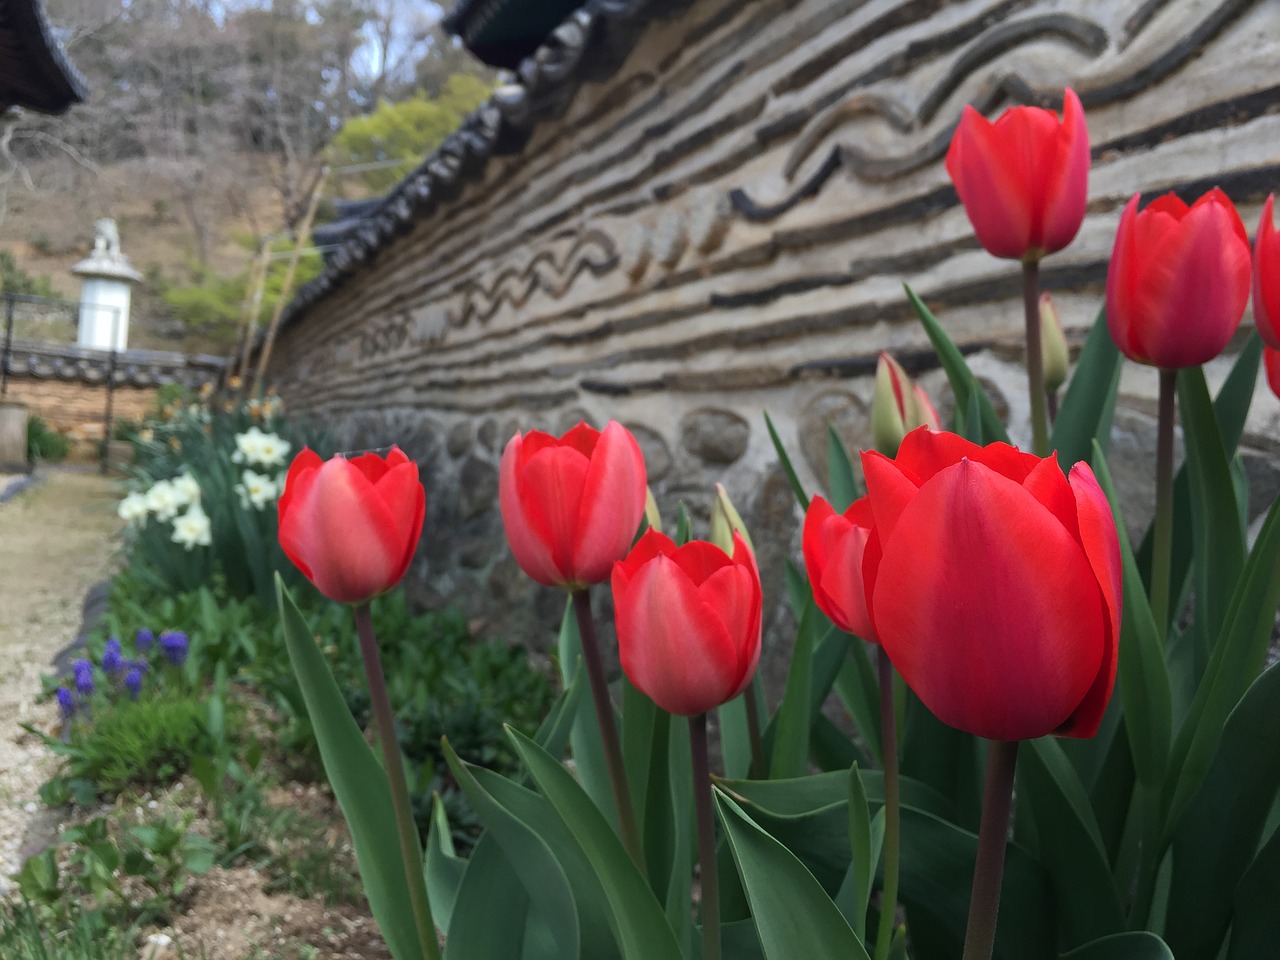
[
  {"left": 861, "top": 428, "right": 1121, "bottom": 742},
  {"left": 945, "top": 88, "right": 1090, "bottom": 262},
  {"left": 1253, "top": 194, "right": 1280, "bottom": 349},
  {"left": 613, "top": 529, "right": 762, "bottom": 716},
  {"left": 500, "top": 421, "right": 647, "bottom": 590},
  {"left": 802, "top": 495, "right": 878, "bottom": 643},
  {"left": 1265, "top": 346, "right": 1280, "bottom": 401},
  {"left": 278, "top": 446, "right": 425, "bottom": 605},
  {"left": 1106, "top": 189, "right": 1252, "bottom": 368}
]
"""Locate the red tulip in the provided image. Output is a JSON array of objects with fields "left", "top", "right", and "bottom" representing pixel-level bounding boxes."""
[
  {"left": 500, "top": 421, "right": 647, "bottom": 589},
  {"left": 861, "top": 428, "right": 1121, "bottom": 741},
  {"left": 613, "top": 529, "right": 762, "bottom": 716},
  {"left": 945, "top": 88, "right": 1089, "bottom": 261},
  {"left": 1106, "top": 189, "right": 1252, "bottom": 368},
  {"left": 802, "top": 495, "right": 878, "bottom": 642},
  {"left": 1265, "top": 346, "right": 1280, "bottom": 401},
  {"left": 1253, "top": 194, "right": 1280, "bottom": 349},
  {"left": 278, "top": 446, "right": 425, "bottom": 605}
]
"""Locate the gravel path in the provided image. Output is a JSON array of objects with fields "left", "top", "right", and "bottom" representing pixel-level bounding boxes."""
[{"left": 0, "top": 468, "right": 122, "bottom": 890}]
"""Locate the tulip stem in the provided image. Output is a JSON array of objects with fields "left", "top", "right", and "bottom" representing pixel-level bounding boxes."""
[
  {"left": 572, "top": 588, "right": 646, "bottom": 873},
  {"left": 1022, "top": 259, "right": 1050, "bottom": 456},
  {"left": 961, "top": 739, "right": 1019, "bottom": 960},
  {"left": 744, "top": 675, "right": 765, "bottom": 779},
  {"left": 873, "top": 649, "right": 901, "bottom": 960},
  {"left": 690, "top": 712, "right": 721, "bottom": 960},
  {"left": 1151, "top": 367, "right": 1177, "bottom": 641},
  {"left": 353, "top": 604, "right": 441, "bottom": 960}
]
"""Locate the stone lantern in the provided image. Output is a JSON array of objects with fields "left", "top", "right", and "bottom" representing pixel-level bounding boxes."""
[{"left": 72, "top": 219, "right": 143, "bottom": 351}]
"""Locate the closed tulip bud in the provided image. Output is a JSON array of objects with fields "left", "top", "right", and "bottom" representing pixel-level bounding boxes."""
[
  {"left": 1040, "top": 291, "right": 1070, "bottom": 392},
  {"left": 1265, "top": 346, "right": 1280, "bottom": 401},
  {"left": 278, "top": 446, "right": 425, "bottom": 605},
  {"left": 613, "top": 530, "right": 762, "bottom": 716},
  {"left": 945, "top": 88, "right": 1089, "bottom": 262},
  {"left": 860, "top": 428, "right": 1121, "bottom": 741},
  {"left": 709, "top": 483, "right": 753, "bottom": 556},
  {"left": 1106, "top": 189, "right": 1252, "bottom": 369},
  {"left": 1253, "top": 194, "right": 1280, "bottom": 350},
  {"left": 644, "top": 487, "right": 663, "bottom": 534},
  {"left": 499, "top": 421, "right": 647, "bottom": 589},
  {"left": 873, "top": 352, "right": 938, "bottom": 455}
]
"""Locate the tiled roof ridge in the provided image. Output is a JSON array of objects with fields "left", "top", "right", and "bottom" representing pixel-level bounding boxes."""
[
  {"left": 4, "top": 0, "right": 88, "bottom": 113},
  {"left": 278, "top": 0, "right": 666, "bottom": 331}
]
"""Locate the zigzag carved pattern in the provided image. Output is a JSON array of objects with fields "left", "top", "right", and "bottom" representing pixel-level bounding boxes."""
[
  {"left": 731, "top": 0, "right": 1254, "bottom": 222},
  {"left": 446, "top": 228, "right": 619, "bottom": 328}
]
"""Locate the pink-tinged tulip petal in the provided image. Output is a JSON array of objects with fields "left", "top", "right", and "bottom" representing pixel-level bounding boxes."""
[
  {"left": 1253, "top": 195, "right": 1280, "bottom": 349},
  {"left": 861, "top": 449, "right": 921, "bottom": 545},
  {"left": 1020, "top": 454, "right": 1080, "bottom": 543},
  {"left": 1266, "top": 346, "right": 1280, "bottom": 401},
  {"left": 912, "top": 384, "right": 941, "bottom": 430},
  {"left": 1057, "top": 462, "right": 1122, "bottom": 737},
  {"left": 614, "top": 531, "right": 761, "bottom": 716},
  {"left": 573, "top": 422, "right": 648, "bottom": 584},
  {"left": 1107, "top": 189, "right": 1251, "bottom": 368},
  {"left": 945, "top": 88, "right": 1089, "bottom": 260},
  {"left": 278, "top": 446, "right": 425, "bottom": 605},
  {"left": 872, "top": 458, "right": 1106, "bottom": 741},
  {"left": 802, "top": 496, "right": 878, "bottom": 641},
  {"left": 499, "top": 422, "right": 648, "bottom": 589}
]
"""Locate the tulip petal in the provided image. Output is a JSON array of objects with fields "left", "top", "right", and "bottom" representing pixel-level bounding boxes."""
[
  {"left": 698, "top": 560, "right": 762, "bottom": 697},
  {"left": 861, "top": 450, "right": 920, "bottom": 545},
  {"left": 573, "top": 422, "right": 647, "bottom": 584},
  {"left": 803, "top": 497, "right": 877, "bottom": 641},
  {"left": 614, "top": 554, "right": 741, "bottom": 716},
  {"left": 946, "top": 106, "right": 1037, "bottom": 258},
  {"left": 1038, "top": 88, "right": 1090, "bottom": 254},
  {"left": 873, "top": 459, "right": 1106, "bottom": 741},
  {"left": 1254, "top": 195, "right": 1280, "bottom": 349},
  {"left": 376, "top": 460, "right": 426, "bottom": 581},
  {"left": 277, "top": 448, "right": 323, "bottom": 533},
  {"left": 498, "top": 434, "right": 565, "bottom": 586},
  {"left": 1021, "top": 454, "right": 1080, "bottom": 543}
]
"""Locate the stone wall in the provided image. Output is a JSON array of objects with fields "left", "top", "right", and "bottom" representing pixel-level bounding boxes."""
[
  {"left": 265, "top": 0, "right": 1280, "bottom": 655},
  {"left": 4, "top": 377, "right": 156, "bottom": 457}
]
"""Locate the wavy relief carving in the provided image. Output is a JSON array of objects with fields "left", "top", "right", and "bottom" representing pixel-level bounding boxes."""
[
  {"left": 446, "top": 228, "right": 619, "bottom": 328},
  {"left": 731, "top": 1, "right": 1253, "bottom": 222}
]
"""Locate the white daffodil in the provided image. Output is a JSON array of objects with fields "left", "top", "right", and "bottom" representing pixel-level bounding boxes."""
[
  {"left": 234, "top": 469, "right": 278, "bottom": 510},
  {"left": 170, "top": 472, "right": 202, "bottom": 507},
  {"left": 117, "top": 491, "right": 149, "bottom": 526},
  {"left": 170, "top": 503, "right": 212, "bottom": 550},
  {"left": 232, "top": 426, "right": 290, "bottom": 468},
  {"left": 145, "top": 480, "right": 182, "bottom": 521}
]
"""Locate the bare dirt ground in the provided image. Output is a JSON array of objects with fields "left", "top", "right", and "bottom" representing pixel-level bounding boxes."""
[{"left": 0, "top": 468, "right": 122, "bottom": 887}]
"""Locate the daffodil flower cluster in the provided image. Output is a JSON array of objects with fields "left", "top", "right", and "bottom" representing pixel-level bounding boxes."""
[{"left": 116, "top": 471, "right": 212, "bottom": 550}]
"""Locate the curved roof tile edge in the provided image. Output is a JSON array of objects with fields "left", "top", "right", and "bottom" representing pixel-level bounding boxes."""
[
  {"left": 277, "top": 0, "right": 673, "bottom": 334},
  {"left": 5, "top": 0, "right": 88, "bottom": 113}
]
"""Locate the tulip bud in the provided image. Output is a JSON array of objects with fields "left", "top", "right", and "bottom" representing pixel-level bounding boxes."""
[
  {"left": 1040, "top": 292, "right": 1070, "bottom": 392},
  {"left": 644, "top": 487, "right": 663, "bottom": 534},
  {"left": 709, "top": 483, "right": 753, "bottom": 556},
  {"left": 1265, "top": 346, "right": 1280, "bottom": 402},
  {"left": 873, "top": 352, "right": 938, "bottom": 455}
]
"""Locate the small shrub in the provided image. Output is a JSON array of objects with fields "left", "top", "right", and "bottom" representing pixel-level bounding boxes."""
[{"left": 26, "top": 415, "right": 69, "bottom": 462}]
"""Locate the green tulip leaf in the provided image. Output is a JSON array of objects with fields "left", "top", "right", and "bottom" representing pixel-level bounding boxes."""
[
  {"left": 507, "top": 727, "right": 682, "bottom": 959},
  {"left": 721, "top": 919, "right": 767, "bottom": 959},
  {"left": 844, "top": 764, "right": 879, "bottom": 941},
  {"left": 1226, "top": 829, "right": 1280, "bottom": 960},
  {"left": 1018, "top": 738, "right": 1125, "bottom": 948},
  {"left": 827, "top": 424, "right": 861, "bottom": 512},
  {"left": 532, "top": 661, "right": 586, "bottom": 761},
  {"left": 556, "top": 597, "right": 615, "bottom": 826},
  {"left": 444, "top": 834, "right": 544, "bottom": 960},
  {"left": 442, "top": 741, "right": 581, "bottom": 959},
  {"left": 769, "top": 600, "right": 818, "bottom": 779},
  {"left": 425, "top": 795, "right": 465, "bottom": 932},
  {"left": 719, "top": 683, "right": 759, "bottom": 781},
  {"left": 903, "top": 283, "right": 1009, "bottom": 444},
  {"left": 275, "top": 577, "right": 425, "bottom": 960},
  {"left": 1089, "top": 443, "right": 1173, "bottom": 789},
  {"left": 663, "top": 717, "right": 696, "bottom": 958},
  {"left": 715, "top": 790, "right": 871, "bottom": 960},
  {"left": 721, "top": 767, "right": 951, "bottom": 822},
  {"left": 900, "top": 685, "right": 983, "bottom": 830},
  {"left": 1165, "top": 495, "right": 1280, "bottom": 830},
  {"left": 833, "top": 643, "right": 882, "bottom": 767},
  {"left": 1164, "top": 662, "right": 1280, "bottom": 960},
  {"left": 764, "top": 410, "right": 810, "bottom": 510},
  {"left": 1050, "top": 305, "right": 1121, "bottom": 471},
  {"left": 1059, "top": 931, "right": 1175, "bottom": 959}
]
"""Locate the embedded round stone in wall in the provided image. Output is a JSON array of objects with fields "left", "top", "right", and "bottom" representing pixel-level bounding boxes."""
[
  {"left": 398, "top": 419, "right": 443, "bottom": 465},
  {"left": 446, "top": 422, "right": 471, "bottom": 459},
  {"left": 799, "top": 390, "right": 870, "bottom": 485},
  {"left": 458, "top": 537, "right": 492, "bottom": 569},
  {"left": 556, "top": 407, "right": 592, "bottom": 434},
  {"left": 458, "top": 455, "right": 499, "bottom": 521},
  {"left": 625, "top": 423, "right": 672, "bottom": 481},
  {"left": 681, "top": 408, "right": 749, "bottom": 465},
  {"left": 477, "top": 417, "right": 499, "bottom": 451}
]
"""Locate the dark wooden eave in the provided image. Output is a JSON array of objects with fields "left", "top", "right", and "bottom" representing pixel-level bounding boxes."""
[
  {"left": 0, "top": 0, "right": 86, "bottom": 114},
  {"left": 443, "top": 0, "right": 586, "bottom": 69}
]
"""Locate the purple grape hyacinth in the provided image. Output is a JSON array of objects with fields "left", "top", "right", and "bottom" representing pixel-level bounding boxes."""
[
  {"left": 135, "top": 628, "right": 154, "bottom": 653},
  {"left": 101, "top": 637, "right": 123, "bottom": 675},
  {"left": 72, "top": 658, "right": 94, "bottom": 696},
  {"left": 56, "top": 686, "right": 75, "bottom": 719},
  {"left": 158, "top": 631, "right": 188, "bottom": 667},
  {"left": 124, "top": 665, "right": 145, "bottom": 699}
]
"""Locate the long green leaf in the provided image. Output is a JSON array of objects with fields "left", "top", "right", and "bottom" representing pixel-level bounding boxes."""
[
  {"left": 827, "top": 424, "right": 860, "bottom": 512},
  {"left": 1165, "top": 495, "right": 1280, "bottom": 829},
  {"left": 1060, "top": 932, "right": 1175, "bottom": 959},
  {"left": 843, "top": 765, "right": 877, "bottom": 942},
  {"left": 834, "top": 644, "right": 882, "bottom": 767},
  {"left": 765, "top": 410, "right": 809, "bottom": 510},
  {"left": 1164, "top": 663, "right": 1280, "bottom": 960},
  {"left": 425, "top": 796, "right": 465, "bottom": 932},
  {"left": 770, "top": 601, "right": 818, "bottom": 779},
  {"left": 275, "top": 577, "right": 423, "bottom": 960},
  {"left": 556, "top": 597, "right": 614, "bottom": 825},
  {"left": 1227, "top": 829, "right": 1280, "bottom": 960},
  {"left": 1089, "top": 443, "right": 1172, "bottom": 788},
  {"left": 508, "top": 728, "right": 682, "bottom": 959},
  {"left": 443, "top": 742, "right": 580, "bottom": 959},
  {"left": 444, "top": 834, "right": 536, "bottom": 959},
  {"left": 664, "top": 716, "right": 695, "bottom": 958},
  {"left": 716, "top": 791, "right": 871, "bottom": 960},
  {"left": 903, "top": 283, "right": 1009, "bottom": 444},
  {"left": 1050, "top": 306, "right": 1121, "bottom": 470}
]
